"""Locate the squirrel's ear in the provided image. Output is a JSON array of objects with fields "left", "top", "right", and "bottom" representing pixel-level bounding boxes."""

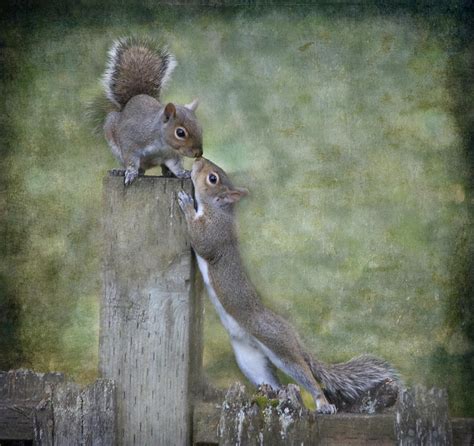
[
  {"left": 235, "top": 187, "right": 249, "bottom": 196},
  {"left": 220, "top": 187, "right": 248, "bottom": 204},
  {"left": 164, "top": 103, "right": 176, "bottom": 122},
  {"left": 185, "top": 98, "right": 199, "bottom": 112}
]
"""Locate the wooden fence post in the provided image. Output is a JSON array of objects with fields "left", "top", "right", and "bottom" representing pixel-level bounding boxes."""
[
  {"left": 100, "top": 175, "right": 203, "bottom": 446},
  {"left": 33, "top": 378, "right": 116, "bottom": 446},
  {"left": 395, "top": 386, "right": 453, "bottom": 445}
]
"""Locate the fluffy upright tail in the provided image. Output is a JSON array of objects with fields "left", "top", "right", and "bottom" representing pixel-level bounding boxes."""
[
  {"left": 102, "top": 36, "right": 177, "bottom": 108},
  {"left": 307, "top": 354, "right": 399, "bottom": 407}
]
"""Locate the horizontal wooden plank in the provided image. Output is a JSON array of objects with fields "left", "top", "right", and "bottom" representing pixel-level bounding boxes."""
[
  {"left": 316, "top": 414, "right": 395, "bottom": 445},
  {"left": 193, "top": 401, "right": 395, "bottom": 446},
  {"left": 193, "top": 402, "right": 474, "bottom": 445},
  {"left": 0, "top": 370, "right": 64, "bottom": 401}
]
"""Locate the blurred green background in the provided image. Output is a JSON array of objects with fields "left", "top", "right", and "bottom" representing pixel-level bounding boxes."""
[{"left": 1, "top": 1, "right": 473, "bottom": 415}]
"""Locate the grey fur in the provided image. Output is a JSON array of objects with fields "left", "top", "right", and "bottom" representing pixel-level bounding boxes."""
[{"left": 307, "top": 353, "right": 399, "bottom": 406}]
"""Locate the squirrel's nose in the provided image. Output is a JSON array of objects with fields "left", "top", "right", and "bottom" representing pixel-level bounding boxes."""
[{"left": 193, "top": 147, "right": 203, "bottom": 158}]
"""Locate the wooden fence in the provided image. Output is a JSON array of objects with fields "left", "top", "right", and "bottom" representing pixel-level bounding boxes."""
[{"left": 0, "top": 175, "right": 473, "bottom": 445}]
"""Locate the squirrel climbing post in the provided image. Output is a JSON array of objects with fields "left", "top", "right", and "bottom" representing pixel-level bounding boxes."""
[
  {"left": 178, "top": 157, "right": 398, "bottom": 415},
  {"left": 100, "top": 174, "right": 203, "bottom": 446}
]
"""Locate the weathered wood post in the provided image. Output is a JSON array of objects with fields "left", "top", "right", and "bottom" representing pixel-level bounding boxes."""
[
  {"left": 395, "top": 386, "right": 453, "bottom": 445},
  {"left": 100, "top": 175, "right": 203, "bottom": 446}
]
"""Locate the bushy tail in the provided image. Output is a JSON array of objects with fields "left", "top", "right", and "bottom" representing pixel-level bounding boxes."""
[
  {"left": 307, "top": 354, "right": 399, "bottom": 406},
  {"left": 85, "top": 94, "right": 118, "bottom": 135},
  {"left": 102, "top": 36, "right": 177, "bottom": 108}
]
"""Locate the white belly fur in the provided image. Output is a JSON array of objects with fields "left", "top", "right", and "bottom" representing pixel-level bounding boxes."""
[
  {"left": 195, "top": 254, "right": 280, "bottom": 388},
  {"left": 195, "top": 255, "right": 246, "bottom": 339}
]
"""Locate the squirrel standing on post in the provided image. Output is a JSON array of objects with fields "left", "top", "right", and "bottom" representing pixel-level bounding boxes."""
[
  {"left": 97, "top": 37, "right": 203, "bottom": 185},
  {"left": 177, "top": 157, "right": 398, "bottom": 414}
]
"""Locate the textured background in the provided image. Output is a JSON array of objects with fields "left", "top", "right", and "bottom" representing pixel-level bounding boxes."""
[{"left": 1, "top": 1, "right": 472, "bottom": 415}]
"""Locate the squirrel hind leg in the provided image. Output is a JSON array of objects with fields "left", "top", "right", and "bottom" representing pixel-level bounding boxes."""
[
  {"left": 257, "top": 341, "right": 337, "bottom": 413},
  {"left": 290, "top": 366, "right": 337, "bottom": 414},
  {"left": 231, "top": 338, "right": 281, "bottom": 390},
  {"left": 104, "top": 112, "right": 123, "bottom": 165},
  {"left": 315, "top": 399, "right": 337, "bottom": 414},
  {"left": 283, "top": 362, "right": 336, "bottom": 414}
]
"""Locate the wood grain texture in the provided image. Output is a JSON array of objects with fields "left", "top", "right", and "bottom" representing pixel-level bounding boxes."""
[
  {"left": 193, "top": 383, "right": 472, "bottom": 446},
  {"left": 0, "top": 369, "right": 64, "bottom": 440},
  {"left": 81, "top": 379, "right": 117, "bottom": 446},
  {"left": 395, "top": 386, "right": 452, "bottom": 445},
  {"left": 33, "top": 399, "right": 54, "bottom": 446},
  {"left": 51, "top": 382, "right": 82, "bottom": 445},
  {"left": 100, "top": 175, "right": 202, "bottom": 446},
  {"left": 0, "top": 370, "right": 114, "bottom": 444},
  {"left": 194, "top": 383, "right": 395, "bottom": 446},
  {"left": 32, "top": 378, "right": 116, "bottom": 445}
]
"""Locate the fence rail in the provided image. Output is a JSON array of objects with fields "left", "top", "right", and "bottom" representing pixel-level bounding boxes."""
[
  {"left": 0, "top": 369, "right": 115, "bottom": 445},
  {"left": 193, "top": 382, "right": 474, "bottom": 446},
  {"left": 1, "top": 369, "right": 474, "bottom": 445}
]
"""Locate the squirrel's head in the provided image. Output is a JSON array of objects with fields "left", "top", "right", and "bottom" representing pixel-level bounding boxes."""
[
  {"left": 191, "top": 157, "right": 248, "bottom": 210},
  {"left": 162, "top": 100, "right": 203, "bottom": 158}
]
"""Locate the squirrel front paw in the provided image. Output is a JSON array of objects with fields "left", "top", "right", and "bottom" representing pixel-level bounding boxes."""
[
  {"left": 177, "top": 191, "right": 195, "bottom": 215},
  {"left": 175, "top": 170, "right": 192, "bottom": 179},
  {"left": 124, "top": 167, "right": 139, "bottom": 186}
]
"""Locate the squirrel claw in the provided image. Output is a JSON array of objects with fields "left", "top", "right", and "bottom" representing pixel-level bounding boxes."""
[
  {"left": 177, "top": 191, "right": 194, "bottom": 212},
  {"left": 109, "top": 168, "right": 126, "bottom": 177},
  {"left": 316, "top": 403, "right": 337, "bottom": 415},
  {"left": 175, "top": 170, "right": 191, "bottom": 179},
  {"left": 124, "top": 168, "right": 138, "bottom": 186}
]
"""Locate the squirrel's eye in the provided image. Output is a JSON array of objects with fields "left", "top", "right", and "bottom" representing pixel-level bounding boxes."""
[
  {"left": 208, "top": 173, "right": 218, "bottom": 185},
  {"left": 175, "top": 127, "right": 187, "bottom": 139}
]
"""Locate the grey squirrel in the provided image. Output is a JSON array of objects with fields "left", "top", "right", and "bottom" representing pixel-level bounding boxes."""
[
  {"left": 177, "top": 157, "right": 398, "bottom": 414},
  {"left": 98, "top": 37, "right": 203, "bottom": 185}
]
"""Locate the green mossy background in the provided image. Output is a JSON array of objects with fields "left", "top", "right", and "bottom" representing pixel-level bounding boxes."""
[{"left": 1, "top": 1, "right": 473, "bottom": 415}]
